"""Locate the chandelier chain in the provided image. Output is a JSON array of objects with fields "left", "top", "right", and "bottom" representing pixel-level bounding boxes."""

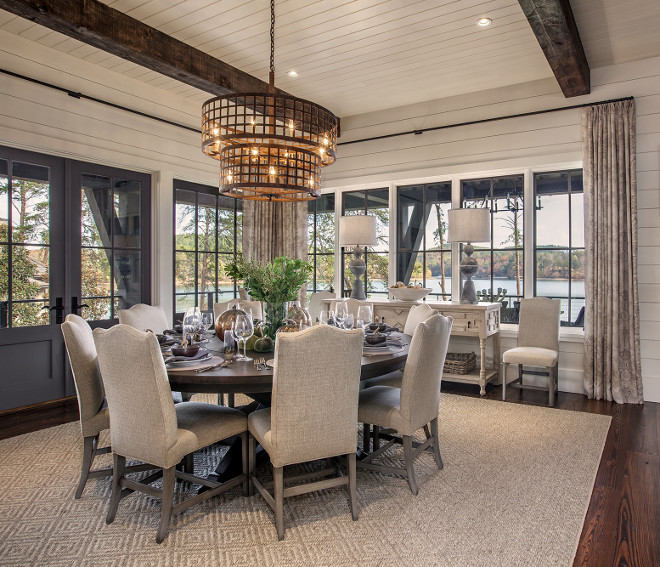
[{"left": 270, "top": 0, "right": 275, "bottom": 74}]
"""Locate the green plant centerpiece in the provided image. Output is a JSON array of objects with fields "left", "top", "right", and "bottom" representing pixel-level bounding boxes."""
[{"left": 225, "top": 256, "right": 313, "bottom": 342}]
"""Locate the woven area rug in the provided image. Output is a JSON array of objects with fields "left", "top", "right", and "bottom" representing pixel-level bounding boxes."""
[{"left": 0, "top": 394, "right": 611, "bottom": 567}]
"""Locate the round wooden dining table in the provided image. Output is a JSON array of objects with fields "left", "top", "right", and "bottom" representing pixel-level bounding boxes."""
[{"left": 167, "top": 335, "right": 410, "bottom": 395}]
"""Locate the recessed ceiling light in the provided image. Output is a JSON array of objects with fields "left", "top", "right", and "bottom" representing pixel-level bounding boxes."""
[
  {"left": 477, "top": 17, "right": 492, "bottom": 27},
  {"left": 287, "top": 70, "right": 298, "bottom": 77}
]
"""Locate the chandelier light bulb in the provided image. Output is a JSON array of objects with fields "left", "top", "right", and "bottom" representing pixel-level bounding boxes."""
[
  {"left": 213, "top": 128, "right": 219, "bottom": 136},
  {"left": 252, "top": 148, "right": 258, "bottom": 156},
  {"left": 269, "top": 166, "right": 276, "bottom": 176}
]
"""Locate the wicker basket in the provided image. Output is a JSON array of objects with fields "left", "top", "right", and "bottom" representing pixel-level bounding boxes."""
[{"left": 443, "top": 352, "right": 477, "bottom": 375}]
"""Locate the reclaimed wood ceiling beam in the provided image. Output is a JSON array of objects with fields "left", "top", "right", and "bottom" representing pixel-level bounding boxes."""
[
  {"left": 518, "top": 0, "right": 590, "bottom": 97},
  {"left": 0, "top": 0, "right": 284, "bottom": 96}
]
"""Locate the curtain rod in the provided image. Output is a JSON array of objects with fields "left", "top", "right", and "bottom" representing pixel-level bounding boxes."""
[
  {"left": 338, "top": 96, "right": 635, "bottom": 146},
  {"left": 1, "top": 68, "right": 633, "bottom": 145},
  {"left": 1, "top": 68, "right": 201, "bottom": 134}
]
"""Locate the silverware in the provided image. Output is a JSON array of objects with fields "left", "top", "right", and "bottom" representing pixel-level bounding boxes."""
[
  {"left": 254, "top": 357, "right": 265, "bottom": 371},
  {"left": 194, "top": 359, "right": 231, "bottom": 373}
]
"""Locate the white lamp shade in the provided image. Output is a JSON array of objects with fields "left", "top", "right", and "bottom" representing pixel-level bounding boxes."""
[
  {"left": 339, "top": 215, "right": 378, "bottom": 247},
  {"left": 447, "top": 208, "right": 491, "bottom": 243}
]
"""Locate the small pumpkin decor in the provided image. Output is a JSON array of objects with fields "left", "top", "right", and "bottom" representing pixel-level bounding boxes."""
[
  {"left": 214, "top": 306, "right": 248, "bottom": 341},
  {"left": 250, "top": 323, "right": 275, "bottom": 353},
  {"left": 276, "top": 318, "right": 301, "bottom": 335},
  {"left": 286, "top": 301, "right": 312, "bottom": 330}
]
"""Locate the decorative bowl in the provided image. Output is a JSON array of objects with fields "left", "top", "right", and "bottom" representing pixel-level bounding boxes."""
[
  {"left": 388, "top": 286, "right": 432, "bottom": 301},
  {"left": 365, "top": 333, "right": 387, "bottom": 345},
  {"left": 368, "top": 322, "right": 388, "bottom": 332},
  {"left": 171, "top": 344, "right": 200, "bottom": 357}
]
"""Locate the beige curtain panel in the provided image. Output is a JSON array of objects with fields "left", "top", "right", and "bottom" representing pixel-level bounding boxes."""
[
  {"left": 242, "top": 200, "right": 309, "bottom": 304},
  {"left": 581, "top": 99, "right": 643, "bottom": 404}
]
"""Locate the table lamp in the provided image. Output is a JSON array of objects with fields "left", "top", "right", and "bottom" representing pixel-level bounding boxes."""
[
  {"left": 448, "top": 208, "right": 491, "bottom": 304},
  {"left": 339, "top": 215, "right": 378, "bottom": 300}
]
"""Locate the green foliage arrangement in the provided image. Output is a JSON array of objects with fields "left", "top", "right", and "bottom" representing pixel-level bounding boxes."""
[{"left": 224, "top": 256, "right": 313, "bottom": 305}]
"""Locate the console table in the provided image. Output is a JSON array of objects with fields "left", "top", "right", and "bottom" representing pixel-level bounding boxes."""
[{"left": 323, "top": 298, "right": 501, "bottom": 395}]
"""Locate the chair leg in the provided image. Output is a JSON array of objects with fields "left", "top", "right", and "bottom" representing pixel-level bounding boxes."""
[
  {"left": 502, "top": 362, "right": 509, "bottom": 401},
  {"left": 423, "top": 424, "right": 431, "bottom": 439},
  {"left": 373, "top": 425, "right": 381, "bottom": 451},
  {"left": 184, "top": 453, "right": 194, "bottom": 474},
  {"left": 347, "top": 452, "right": 358, "bottom": 521},
  {"left": 241, "top": 432, "right": 248, "bottom": 496},
  {"left": 217, "top": 393, "right": 225, "bottom": 406},
  {"left": 548, "top": 365, "right": 556, "bottom": 407},
  {"left": 273, "top": 466, "right": 285, "bottom": 541},
  {"left": 156, "top": 466, "right": 176, "bottom": 544},
  {"left": 362, "top": 423, "right": 371, "bottom": 453},
  {"left": 402, "top": 435, "right": 418, "bottom": 495},
  {"left": 106, "top": 454, "right": 126, "bottom": 524},
  {"left": 227, "top": 394, "right": 235, "bottom": 408},
  {"left": 430, "top": 418, "right": 443, "bottom": 470},
  {"left": 75, "top": 435, "right": 97, "bottom": 499},
  {"left": 518, "top": 365, "right": 523, "bottom": 397},
  {"left": 248, "top": 434, "right": 256, "bottom": 496}
]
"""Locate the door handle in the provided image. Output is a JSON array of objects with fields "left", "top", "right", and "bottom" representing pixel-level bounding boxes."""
[
  {"left": 71, "top": 296, "right": 89, "bottom": 316},
  {"left": 43, "top": 297, "right": 66, "bottom": 324}
]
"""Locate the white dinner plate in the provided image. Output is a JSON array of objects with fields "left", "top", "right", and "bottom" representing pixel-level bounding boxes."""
[{"left": 166, "top": 352, "right": 212, "bottom": 366}]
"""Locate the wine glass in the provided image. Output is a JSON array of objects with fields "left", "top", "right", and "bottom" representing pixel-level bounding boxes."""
[
  {"left": 233, "top": 313, "right": 254, "bottom": 362},
  {"left": 318, "top": 310, "right": 330, "bottom": 325},
  {"left": 334, "top": 302, "right": 348, "bottom": 328},
  {"left": 223, "top": 329, "right": 237, "bottom": 364},
  {"left": 343, "top": 313, "right": 354, "bottom": 329},
  {"left": 357, "top": 305, "right": 372, "bottom": 329},
  {"left": 183, "top": 306, "right": 200, "bottom": 345}
]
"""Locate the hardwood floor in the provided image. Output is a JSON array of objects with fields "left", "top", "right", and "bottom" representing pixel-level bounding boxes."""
[{"left": 1, "top": 386, "right": 658, "bottom": 566}]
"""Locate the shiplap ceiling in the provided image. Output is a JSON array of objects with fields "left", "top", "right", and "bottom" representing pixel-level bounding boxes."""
[{"left": 2, "top": 0, "right": 660, "bottom": 118}]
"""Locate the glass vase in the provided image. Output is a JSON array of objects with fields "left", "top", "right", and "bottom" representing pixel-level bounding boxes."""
[{"left": 264, "top": 301, "right": 288, "bottom": 339}]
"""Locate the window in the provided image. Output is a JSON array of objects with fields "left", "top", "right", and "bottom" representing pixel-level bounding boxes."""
[
  {"left": 307, "top": 193, "right": 335, "bottom": 295},
  {"left": 396, "top": 182, "right": 452, "bottom": 300},
  {"left": 341, "top": 189, "right": 389, "bottom": 298},
  {"left": 461, "top": 175, "right": 524, "bottom": 322},
  {"left": 174, "top": 180, "right": 242, "bottom": 316},
  {"left": 534, "top": 170, "right": 584, "bottom": 327}
]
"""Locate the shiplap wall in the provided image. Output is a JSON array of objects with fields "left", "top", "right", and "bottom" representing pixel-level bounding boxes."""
[
  {"left": 326, "top": 57, "right": 660, "bottom": 403},
  {"left": 0, "top": 29, "right": 658, "bottom": 401}
]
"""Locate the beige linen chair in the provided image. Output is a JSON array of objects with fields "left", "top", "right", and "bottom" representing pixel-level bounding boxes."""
[
  {"left": 61, "top": 314, "right": 112, "bottom": 499},
  {"left": 93, "top": 324, "right": 248, "bottom": 543},
  {"left": 358, "top": 313, "right": 453, "bottom": 495},
  {"left": 117, "top": 303, "right": 169, "bottom": 333},
  {"left": 501, "top": 297, "right": 561, "bottom": 407},
  {"left": 330, "top": 298, "right": 374, "bottom": 321},
  {"left": 308, "top": 290, "right": 335, "bottom": 322},
  {"left": 213, "top": 299, "right": 263, "bottom": 321},
  {"left": 247, "top": 325, "right": 364, "bottom": 540}
]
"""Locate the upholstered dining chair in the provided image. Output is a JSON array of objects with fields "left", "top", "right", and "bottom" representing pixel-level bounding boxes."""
[
  {"left": 358, "top": 313, "right": 453, "bottom": 495},
  {"left": 61, "top": 314, "right": 155, "bottom": 499},
  {"left": 307, "top": 290, "right": 335, "bottom": 322},
  {"left": 93, "top": 324, "right": 249, "bottom": 543},
  {"left": 117, "top": 303, "right": 169, "bottom": 333},
  {"left": 213, "top": 299, "right": 264, "bottom": 321},
  {"left": 61, "top": 314, "right": 112, "bottom": 499},
  {"left": 330, "top": 298, "right": 374, "bottom": 322},
  {"left": 501, "top": 297, "right": 561, "bottom": 407},
  {"left": 247, "top": 324, "right": 364, "bottom": 540}
]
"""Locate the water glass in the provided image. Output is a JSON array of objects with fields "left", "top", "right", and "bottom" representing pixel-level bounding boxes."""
[
  {"left": 318, "top": 310, "right": 330, "bottom": 325},
  {"left": 233, "top": 313, "right": 254, "bottom": 361},
  {"left": 334, "top": 302, "right": 348, "bottom": 328}
]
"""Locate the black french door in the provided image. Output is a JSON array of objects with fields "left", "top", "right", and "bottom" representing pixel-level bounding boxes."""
[{"left": 0, "top": 146, "right": 150, "bottom": 411}]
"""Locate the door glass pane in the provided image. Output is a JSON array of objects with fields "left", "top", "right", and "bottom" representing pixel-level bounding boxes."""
[
  {"left": 198, "top": 193, "right": 217, "bottom": 252},
  {"left": 81, "top": 176, "right": 112, "bottom": 247},
  {"left": 114, "top": 251, "right": 140, "bottom": 311},
  {"left": 12, "top": 301, "right": 48, "bottom": 328},
  {"left": 12, "top": 245, "right": 48, "bottom": 300},
  {"left": 218, "top": 207, "right": 234, "bottom": 252},
  {"left": 176, "top": 294, "right": 195, "bottom": 314},
  {"left": 425, "top": 200, "right": 451, "bottom": 252},
  {"left": 11, "top": 163, "right": 49, "bottom": 245},
  {"left": 83, "top": 298, "right": 111, "bottom": 321},
  {"left": 113, "top": 179, "right": 141, "bottom": 248},
  {"left": 367, "top": 252, "right": 389, "bottom": 295},
  {"left": 81, "top": 247, "right": 112, "bottom": 319},
  {"left": 0, "top": 165, "right": 8, "bottom": 228}
]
